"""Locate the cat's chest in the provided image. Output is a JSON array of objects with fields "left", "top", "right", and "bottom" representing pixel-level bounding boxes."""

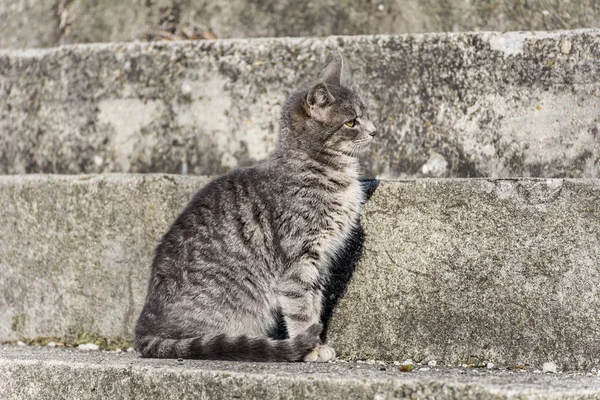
[
  {"left": 318, "top": 180, "right": 363, "bottom": 254},
  {"left": 328, "top": 181, "right": 362, "bottom": 228}
]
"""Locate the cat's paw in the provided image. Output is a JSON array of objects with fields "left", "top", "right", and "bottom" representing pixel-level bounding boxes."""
[{"left": 303, "top": 344, "right": 336, "bottom": 362}]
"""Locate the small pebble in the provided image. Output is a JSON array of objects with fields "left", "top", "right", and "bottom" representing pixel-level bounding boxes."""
[
  {"left": 428, "top": 360, "right": 437, "bottom": 367},
  {"left": 543, "top": 362, "right": 558, "bottom": 374},
  {"left": 378, "top": 4, "right": 385, "bottom": 11},
  {"left": 17, "top": 341, "right": 26, "bottom": 346},
  {"left": 78, "top": 343, "right": 99, "bottom": 351},
  {"left": 47, "top": 342, "right": 56, "bottom": 348},
  {"left": 533, "top": 369, "right": 541, "bottom": 374},
  {"left": 379, "top": 367, "right": 386, "bottom": 371},
  {"left": 399, "top": 364, "right": 413, "bottom": 372},
  {"left": 127, "top": 347, "right": 134, "bottom": 352},
  {"left": 561, "top": 40, "right": 572, "bottom": 54},
  {"left": 462, "top": 364, "right": 468, "bottom": 368},
  {"left": 181, "top": 82, "right": 192, "bottom": 96},
  {"left": 393, "top": 361, "right": 401, "bottom": 366},
  {"left": 486, "top": 363, "right": 495, "bottom": 369},
  {"left": 401, "top": 359, "right": 413, "bottom": 366},
  {"left": 419, "top": 367, "right": 430, "bottom": 372},
  {"left": 597, "top": 370, "right": 600, "bottom": 377}
]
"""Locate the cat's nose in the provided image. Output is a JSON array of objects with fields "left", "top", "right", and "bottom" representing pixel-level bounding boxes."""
[{"left": 365, "top": 120, "right": 377, "bottom": 137}]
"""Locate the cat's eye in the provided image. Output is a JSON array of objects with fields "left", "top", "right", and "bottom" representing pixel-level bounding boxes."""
[{"left": 345, "top": 119, "right": 356, "bottom": 128}]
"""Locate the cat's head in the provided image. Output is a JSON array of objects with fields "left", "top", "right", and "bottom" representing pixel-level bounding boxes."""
[{"left": 279, "top": 55, "right": 377, "bottom": 164}]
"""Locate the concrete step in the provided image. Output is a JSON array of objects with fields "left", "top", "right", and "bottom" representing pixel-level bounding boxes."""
[
  {"left": 1, "top": 175, "right": 599, "bottom": 370},
  {"left": 1, "top": 346, "right": 599, "bottom": 400},
  {"left": 2, "top": 0, "right": 600, "bottom": 49},
  {"left": 1, "top": 30, "right": 599, "bottom": 178}
]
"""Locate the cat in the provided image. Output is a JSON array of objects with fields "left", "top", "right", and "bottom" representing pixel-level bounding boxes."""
[{"left": 135, "top": 54, "right": 377, "bottom": 362}]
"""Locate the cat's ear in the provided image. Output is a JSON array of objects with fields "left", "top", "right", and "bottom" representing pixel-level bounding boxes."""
[
  {"left": 306, "top": 82, "right": 335, "bottom": 112},
  {"left": 319, "top": 54, "right": 343, "bottom": 86}
]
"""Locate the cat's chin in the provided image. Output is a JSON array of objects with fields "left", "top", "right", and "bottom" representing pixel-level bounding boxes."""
[{"left": 356, "top": 143, "right": 374, "bottom": 154}]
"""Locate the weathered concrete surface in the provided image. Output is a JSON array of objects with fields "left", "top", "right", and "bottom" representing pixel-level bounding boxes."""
[
  {"left": 1, "top": 175, "right": 599, "bottom": 370},
  {"left": 0, "top": 174, "right": 210, "bottom": 342},
  {"left": 330, "top": 178, "right": 600, "bottom": 370},
  {"left": 3, "top": 0, "right": 600, "bottom": 49},
  {"left": 2, "top": 31, "right": 599, "bottom": 178},
  {"left": 0, "top": 0, "right": 59, "bottom": 49},
  {"left": 1, "top": 346, "right": 599, "bottom": 400}
]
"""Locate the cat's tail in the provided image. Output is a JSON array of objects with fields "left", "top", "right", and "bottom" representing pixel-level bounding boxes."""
[{"left": 135, "top": 323, "right": 322, "bottom": 362}]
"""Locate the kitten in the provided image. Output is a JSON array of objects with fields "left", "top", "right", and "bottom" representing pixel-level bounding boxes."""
[{"left": 135, "top": 54, "right": 377, "bottom": 362}]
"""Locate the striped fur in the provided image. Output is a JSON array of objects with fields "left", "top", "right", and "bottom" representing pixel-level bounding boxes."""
[
  {"left": 137, "top": 324, "right": 322, "bottom": 361},
  {"left": 135, "top": 55, "right": 376, "bottom": 361}
]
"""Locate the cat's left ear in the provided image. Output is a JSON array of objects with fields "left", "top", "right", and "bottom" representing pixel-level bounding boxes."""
[{"left": 319, "top": 54, "right": 343, "bottom": 86}]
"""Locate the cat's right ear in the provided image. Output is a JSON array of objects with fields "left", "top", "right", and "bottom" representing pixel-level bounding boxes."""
[
  {"left": 320, "top": 54, "right": 343, "bottom": 86},
  {"left": 306, "top": 82, "right": 334, "bottom": 116}
]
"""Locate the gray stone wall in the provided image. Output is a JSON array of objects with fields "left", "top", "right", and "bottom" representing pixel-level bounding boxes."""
[
  {"left": 2, "top": 175, "right": 599, "bottom": 369},
  {"left": 1, "top": 31, "right": 599, "bottom": 178},
  {"left": 2, "top": 0, "right": 600, "bottom": 49}
]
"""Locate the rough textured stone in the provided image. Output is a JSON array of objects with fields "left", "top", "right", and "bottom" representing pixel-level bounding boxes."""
[
  {"left": 1, "top": 31, "right": 599, "bottom": 178},
  {"left": 0, "top": 0, "right": 59, "bottom": 49},
  {"left": 1, "top": 346, "right": 599, "bottom": 400},
  {"left": 1, "top": 175, "right": 599, "bottom": 370},
  {"left": 330, "top": 178, "right": 600, "bottom": 370},
  {"left": 3, "top": 0, "right": 600, "bottom": 49},
  {"left": 0, "top": 174, "right": 209, "bottom": 341}
]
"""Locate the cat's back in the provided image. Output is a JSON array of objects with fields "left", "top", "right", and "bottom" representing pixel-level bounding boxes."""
[{"left": 151, "top": 163, "right": 279, "bottom": 273}]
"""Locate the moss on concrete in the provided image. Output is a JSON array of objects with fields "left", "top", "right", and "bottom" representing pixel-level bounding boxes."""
[{"left": 4, "top": 332, "right": 133, "bottom": 351}]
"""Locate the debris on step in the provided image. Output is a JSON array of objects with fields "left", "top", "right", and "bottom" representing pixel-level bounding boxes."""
[
  {"left": 543, "top": 362, "right": 558, "bottom": 374},
  {"left": 77, "top": 343, "right": 99, "bottom": 351}
]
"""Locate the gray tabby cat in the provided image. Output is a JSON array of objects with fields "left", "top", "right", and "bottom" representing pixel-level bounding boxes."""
[{"left": 135, "top": 54, "right": 377, "bottom": 362}]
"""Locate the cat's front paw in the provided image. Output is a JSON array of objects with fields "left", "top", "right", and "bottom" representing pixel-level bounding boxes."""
[{"left": 303, "top": 344, "right": 336, "bottom": 362}]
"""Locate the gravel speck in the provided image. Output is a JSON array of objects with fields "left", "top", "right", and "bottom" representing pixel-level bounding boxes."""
[
  {"left": 487, "top": 363, "right": 495, "bottom": 369},
  {"left": 543, "top": 362, "right": 558, "bottom": 374},
  {"left": 17, "top": 341, "right": 25, "bottom": 346},
  {"left": 78, "top": 343, "right": 99, "bottom": 351},
  {"left": 46, "top": 342, "right": 56, "bottom": 348},
  {"left": 428, "top": 360, "right": 437, "bottom": 367}
]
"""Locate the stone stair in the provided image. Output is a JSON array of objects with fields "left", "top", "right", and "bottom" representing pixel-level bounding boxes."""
[
  {"left": 1, "top": 175, "right": 599, "bottom": 372},
  {"left": 1, "top": 6, "right": 600, "bottom": 397},
  {"left": 1, "top": 30, "right": 599, "bottom": 178},
  {"left": 2, "top": 345, "right": 599, "bottom": 400},
  {"left": 3, "top": 0, "right": 600, "bottom": 49}
]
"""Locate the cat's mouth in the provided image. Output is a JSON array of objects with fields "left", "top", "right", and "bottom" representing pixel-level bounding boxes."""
[
  {"left": 338, "top": 137, "right": 373, "bottom": 157},
  {"left": 352, "top": 137, "right": 374, "bottom": 150}
]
